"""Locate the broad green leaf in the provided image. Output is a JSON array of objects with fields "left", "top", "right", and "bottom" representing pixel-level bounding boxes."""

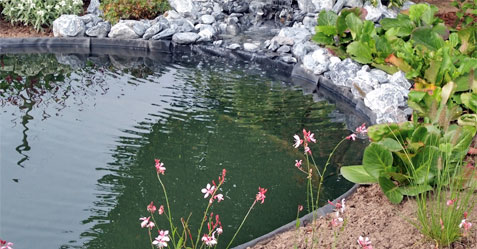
[
  {"left": 432, "top": 23, "right": 449, "bottom": 40},
  {"left": 378, "top": 138, "right": 403, "bottom": 152},
  {"left": 408, "top": 90, "right": 427, "bottom": 103},
  {"left": 317, "top": 25, "right": 337, "bottom": 36},
  {"left": 378, "top": 176, "right": 404, "bottom": 204},
  {"left": 409, "top": 4, "right": 430, "bottom": 23},
  {"left": 399, "top": 185, "right": 432, "bottom": 196},
  {"left": 386, "top": 172, "right": 409, "bottom": 183},
  {"left": 380, "top": 15, "right": 414, "bottom": 37},
  {"left": 375, "top": 36, "right": 393, "bottom": 58},
  {"left": 337, "top": 8, "right": 362, "bottom": 34},
  {"left": 461, "top": 92, "right": 477, "bottom": 113},
  {"left": 345, "top": 13, "right": 363, "bottom": 40},
  {"left": 318, "top": 10, "right": 338, "bottom": 26},
  {"left": 312, "top": 31, "right": 334, "bottom": 45},
  {"left": 424, "top": 60, "right": 440, "bottom": 84},
  {"left": 420, "top": 4, "right": 439, "bottom": 25},
  {"left": 176, "top": 237, "right": 184, "bottom": 248},
  {"left": 411, "top": 27, "right": 445, "bottom": 51},
  {"left": 371, "top": 63, "right": 399, "bottom": 74},
  {"left": 347, "top": 41, "right": 373, "bottom": 64},
  {"left": 458, "top": 114, "right": 477, "bottom": 127},
  {"left": 411, "top": 126, "right": 428, "bottom": 143},
  {"left": 341, "top": 165, "right": 378, "bottom": 184},
  {"left": 449, "top": 33, "right": 460, "bottom": 48},
  {"left": 363, "top": 143, "right": 393, "bottom": 179}
]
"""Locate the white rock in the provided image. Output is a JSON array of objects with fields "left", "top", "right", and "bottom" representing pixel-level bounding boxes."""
[
  {"left": 108, "top": 22, "right": 139, "bottom": 39},
  {"left": 201, "top": 14, "right": 216, "bottom": 24},
  {"left": 244, "top": 43, "right": 260, "bottom": 52},
  {"left": 53, "top": 15, "right": 85, "bottom": 37},
  {"left": 172, "top": 32, "right": 200, "bottom": 44}
]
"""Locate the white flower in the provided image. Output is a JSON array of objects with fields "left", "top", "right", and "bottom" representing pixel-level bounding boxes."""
[
  {"left": 59, "top": 0, "right": 66, "bottom": 7},
  {"left": 37, "top": 10, "right": 45, "bottom": 16}
]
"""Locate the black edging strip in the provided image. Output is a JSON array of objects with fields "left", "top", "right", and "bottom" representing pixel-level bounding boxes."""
[{"left": 0, "top": 37, "right": 371, "bottom": 248}]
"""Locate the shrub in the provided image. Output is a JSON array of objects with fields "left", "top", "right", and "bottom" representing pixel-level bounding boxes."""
[
  {"left": 1, "top": 0, "right": 84, "bottom": 31},
  {"left": 100, "top": 0, "right": 169, "bottom": 24}
]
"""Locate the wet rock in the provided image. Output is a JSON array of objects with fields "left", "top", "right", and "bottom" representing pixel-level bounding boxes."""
[
  {"left": 227, "top": 43, "right": 241, "bottom": 50},
  {"left": 198, "top": 25, "right": 217, "bottom": 41},
  {"left": 223, "top": 0, "right": 249, "bottom": 14},
  {"left": 201, "top": 14, "right": 216, "bottom": 24},
  {"left": 277, "top": 45, "right": 291, "bottom": 54},
  {"left": 389, "top": 71, "right": 412, "bottom": 90},
  {"left": 281, "top": 55, "right": 297, "bottom": 64},
  {"left": 369, "top": 68, "right": 389, "bottom": 83},
  {"left": 87, "top": 0, "right": 103, "bottom": 16},
  {"left": 172, "top": 32, "right": 200, "bottom": 44},
  {"left": 291, "top": 41, "right": 319, "bottom": 61},
  {"left": 143, "top": 23, "right": 165, "bottom": 40},
  {"left": 324, "top": 58, "right": 360, "bottom": 87},
  {"left": 268, "top": 39, "right": 280, "bottom": 51},
  {"left": 277, "top": 27, "right": 311, "bottom": 45},
  {"left": 244, "top": 43, "right": 260, "bottom": 52},
  {"left": 56, "top": 54, "right": 85, "bottom": 69},
  {"left": 213, "top": 40, "right": 223, "bottom": 46},
  {"left": 108, "top": 22, "right": 139, "bottom": 39},
  {"left": 169, "top": 18, "right": 195, "bottom": 32},
  {"left": 226, "top": 23, "right": 240, "bottom": 35},
  {"left": 86, "top": 21, "right": 111, "bottom": 38},
  {"left": 152, "top": 28, "right": 176, "bottom": 40},
  {"left": 303, "top": 48, "right": 330, "bottom": 75},
  {"left": 53, "top": 15, "right": 85, "bottom": 37}
]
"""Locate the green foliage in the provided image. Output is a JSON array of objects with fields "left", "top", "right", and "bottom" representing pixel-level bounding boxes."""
[
  {"left": 451, "top": 0, "right": 477, "bottom": 29},
  {"left": 100, "top": 0, "right": 169, "bottom": 24},
  {"left": 1, "top": 0, "right": 83, "bottom": 31},
  {"left": 341, "top": 121, "right": 476, "bottom": 204}
]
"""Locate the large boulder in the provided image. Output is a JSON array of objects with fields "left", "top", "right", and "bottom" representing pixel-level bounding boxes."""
[
  {"left": 87, "top": 0, "right": 103, "bottom": 16},
  {"left": 169, "top": 0, "right": 197, "bottom": 15},
  {"left": 53, "top": 15, "right": 85, "bottom": 37},
  {"left": 86, "top": 21, "right": 111, "bottom": 38}
]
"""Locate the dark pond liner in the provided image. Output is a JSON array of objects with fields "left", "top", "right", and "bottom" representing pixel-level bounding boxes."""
[{"left": 0, "top": 37, "right": 373, "bottom": 248}]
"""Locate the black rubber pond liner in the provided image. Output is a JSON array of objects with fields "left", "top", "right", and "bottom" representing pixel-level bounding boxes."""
[{"left": 0, "top": 37, "right": 374, "bottom": 248}]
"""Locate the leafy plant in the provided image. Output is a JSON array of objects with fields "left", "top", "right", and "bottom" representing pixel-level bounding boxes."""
[
  {"left": 451, "top": 0, "right": 477, "bottom": 29},
  {"left": 341, "top": 121, "right": 476, "bottom": 204},
  {"left": 100, "top": 0, "right": 169, "bottom": 24},
  {"left": 1, "top": 0, "right": 83, "bottom": 31}
]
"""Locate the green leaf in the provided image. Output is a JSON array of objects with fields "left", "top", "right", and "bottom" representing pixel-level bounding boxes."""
[
  {"left": 409, "top": 4, "right": 431, "bottom": 24},
  {"left": 337, "top": 8, "right": 362, "bottom": 34},
  {"left": 347, "top": 41, "right": 373, "bottom": 64},
  {"left": 411, "top": 27, "right": 445, "bottom": 51},
  {"left": 408, "top": 90, "right": 427, "bottom": 103},
  {"left": 345, "top": 13, "right": 363, "bottom": 40},
  {"left": 380, "top": 15, "right": 414, "bottom": 37},
  {"left": 341, "top": 165, "right": 378, "bottom": 184},
  {"left": 378, "top": 138, "right": 403, "bottom": 152},
  {"left": 399, "top": 184, "right": 432, "bottom": 196},
  {"left": 461, "top": 92, "right": 477, "bottom": 113},
  {"left": 424, "top": 60, "right": 440, "bottom": 84},
  {"left": 176, "top": 237, "right": 184, "bottom": 248},
  {"left": 363, "top": 143, "right": 393, "bottom": 179},
  {"left": 411, "top": 126, "right": 428, "bottom": 143},
  {"left": 318, "top": 10, "right": 338, "bottom": 26},
  {"left": 378, "top": 176, "right": 404, "bottom": 204},
  {"left": 312, "top": 31, "right": 334, "bottom": 45},
  {"left": 458, "top": 114, "right": 477, "bottom": 127},
  {"left": 317, "top": 25, "right": 337, "bottom": 36}
]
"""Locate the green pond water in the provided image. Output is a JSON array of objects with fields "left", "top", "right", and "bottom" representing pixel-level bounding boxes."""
[{"left": 0, "top": 53, "right": 367, "bottom": 248}]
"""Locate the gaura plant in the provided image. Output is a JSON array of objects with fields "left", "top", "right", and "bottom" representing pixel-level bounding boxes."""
[
  {"left": 139, "top": 159, "right": 267, "bottom": 249},
  {"left": 340, "top": 120, "right": 476, "bottom": 204}
]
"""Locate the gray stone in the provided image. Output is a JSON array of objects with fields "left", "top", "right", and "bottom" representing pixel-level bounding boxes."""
[
  {"left": 388, "top": 71, "right": 412, "bottom": 90},
  {"left": 345, "top": 0, "right": 364, "bottom": 8},
  {"left": 277, "top": 45, "right": 291, "bottom": 54},
  {"left": 170, "top": 18, "right": 195, "bottom": 32},
  {"left": 303, "top": 15, "right": 318, "bottom": 33},
  {"left": 350, "top": 66, "right": 380, "bottom": 99},
  {"left": 303, "top": 48, "right": 330, "bottom": 75},
  {"left": 87, "top": 0, "right": 103, "bottom": 16},
  {"left": 401, "top": 1, "right": 415, "bottom": 10},
  {"left": 143, "top": 23, "right": 165, "bottom": 40},
  {"left": 332, "top": 0, "right": 346, "bottom": 13},
  {"left": 80, "top": 14, "right": 102, "bottom": 25},
  {"left": 169, "top": 0, "right": 196, "bottom": 14},
  {"left": 370, "top": 69, "right": 389, "bottom": 83},
  {"left": 329, "top": 56, "right": 341, "bottom": 68},
  {"left": 297, "top": 0, "right": 334, "bottom": 12},
  {"left": 249, "top": 0, "right": 267, "bottom": 16},
  {"left": 268, "top": 39, "right": 280, "bottom": 51},
  {"left": 53, "top": 15, "right": 85, "bottom": 37},
  {"left": 364, "top": 83, "right": 408, "bottom": 116},
  {"left": 153, "top": 16, "right": 170, "bottom": 28},
  {"left": 165, "top": 10, "right": 182, "bottom": 20},
  {"left": 213, "top": 40, "right": 223, "bottom": 46},
  {"left": 325, "top": 58, "right": 361, "bottom": 87},
  {"left": 152, "top": 28, "right": 176, "bottom": 40},
  {"left": 56, "top": 54, "right": 85, "bottom": 69},
  {"left": 273, "top": 36, "right": 294, "bottom": 46},
  {"left": 86, "top": 21, "right": 111, "bottom": 38},
  {"left": 226, "top": 24, "right": 240, "bottom": 36},
  {"left": 364, "top": 1, "right": 385, "bottom": 22},
  {"left": 244, "top": 43, "right": 260, "bottom": 52},
  {"left": 172, "top": 32, "right": 200, "bottom": 44},
  {"left": 292, "top": 41, "right": 319, "bottom": 61},
  {"left": 277, "top": 27, "right": 311, "bottom": 45},
  {"left": 227, "top": 43, "right": 241, "bottom": 50},
  {"left": 108, "top": 23, "right": 139, "bottom": 39},
  {"left": 281, "top": 55, "right": 297, "bottom": 64},
  {"left": 375, "top": 107, "right": 408, "bottom": 124},
  {"left": 198, "top": 25, "right": 217, "bottom": 41},
  {"left": 201, "top": 14, "right": 216, "bottom": 24}
]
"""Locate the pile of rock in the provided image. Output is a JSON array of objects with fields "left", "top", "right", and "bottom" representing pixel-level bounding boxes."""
[{"left": 52, "top": 0, "right": 416, "bottom": 124}]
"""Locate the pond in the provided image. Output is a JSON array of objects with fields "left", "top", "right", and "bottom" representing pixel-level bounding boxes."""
[{"left": 0, "top": 53, "right": 367, "bottom": 248}]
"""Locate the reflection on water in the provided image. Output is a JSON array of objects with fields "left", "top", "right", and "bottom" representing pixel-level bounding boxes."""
[{"left": 0, "top": 53, "right": 367, "bottom": 248}]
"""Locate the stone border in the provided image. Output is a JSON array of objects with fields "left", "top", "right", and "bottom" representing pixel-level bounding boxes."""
[{"left": 0, "top": 37, "right": 369, "bottom": 249}]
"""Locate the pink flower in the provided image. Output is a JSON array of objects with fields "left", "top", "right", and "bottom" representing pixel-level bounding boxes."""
[
  {"left": 346, "top": 134, "right": 357, "bottom": 141},
  {"left": 201, "top": 183, "right": 216, "bottom": 198},
  {"left": 356, "top": 123, "right": 368, "bottom": 135},
  {"left": 158, "top": 205, "right": 164, "bottom": 215},
  {"left": 460, "top": 219, "right": 472, "bottom": 230},
  {"left": 303, "top": 129, "right": 317, "bottom": 143},
  {"left": 298, "top": 205, "right": 303, "bottom": 212},
  {"left": 0, "top": 240, "right": 13, "bottom": 249},
  {"left": 357, "top": 236, "right": 373, "bottom": 249},
  {"left": 214, "top": 194, "right": 224, "bottom": 202},
  {"left": 293, "top": 135, "right": 303, "bottom": 148},
  {"left": 256, "top": 187, "right": 268, "bottom": 204},
  {"left": 155, "top": 159, "right": 166, "bottom": 175},
  {"left": 201, "top": 234, "right": 217, "bottom": 247},
  {"left": 216, "top": 227, "right": 223, "bottom": 235},
  {"left": 140, "top": 217, "right": 151, "bottom": 228},
  {"left": 331, "top": 212, "right": 344, "bottom": 227},
  {"left": 153, "top": 230, "right": 170, "bottom": 248},
  {"left": 147, "top": 221, "right": 155, "bottom": 229},
  {"left": 446, "top": 199, "right": 456, "bottom": 206},
  {"left": 295, "top": 160, "right": 302, "bottom": 168},
  {"left": 328, "top": 199, "right": 345, "bottom": 213},
  {"left": 304, "top": 146, "right": 312, "bottom": 155},
  {"left": 147, "top": 201, "right": 157, "bottom": 213}
]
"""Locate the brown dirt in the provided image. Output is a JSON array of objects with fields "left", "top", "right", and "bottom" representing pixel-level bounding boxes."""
[
  {"left": 250, "top": 184, "right": 477, "bottom": 249},
  {"left": 0, "top": 16, "right": 52, "bottom": 38}
]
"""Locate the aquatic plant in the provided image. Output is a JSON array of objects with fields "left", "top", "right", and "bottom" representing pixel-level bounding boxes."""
[{"left": 139, "top": 160, "right": 267, "bottom": 249}]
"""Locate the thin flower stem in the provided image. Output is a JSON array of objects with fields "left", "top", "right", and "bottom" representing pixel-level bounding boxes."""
[
  {"left": 194, "top": 182, "right": 224, "bottom": 249},
  {"left": 157, "top": 173, "right": 176, "bottom": 247},
  {"left": 148, "top": 229, "right": 154, "bottom": 249},
  {"left": 226, "top": 200, "right": 257, "bottom": 249}
]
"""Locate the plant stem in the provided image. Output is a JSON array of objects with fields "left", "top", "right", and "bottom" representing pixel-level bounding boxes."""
[
  {"left": 157, "top": 173, "right": 176, "bottom": 247},
  {"left": 148, "top": 229, "right": 154, "bottom": 249},
  {"left": 194, "top": 182, "right": 224, "bottom": 249},
  {"left": 226, "top": 200, "right": 257, "bottom": 249}
]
